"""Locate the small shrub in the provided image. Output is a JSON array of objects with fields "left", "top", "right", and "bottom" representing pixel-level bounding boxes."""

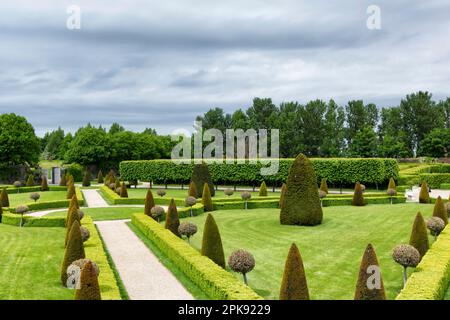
[
  {"left": 61, "top": 220, "right": 85, "bottom": 286},
  {"left": 188, "top": 181, "right": 197, "bottom": 198},
  {"left": 66, "top": 183, "right": 75, "bottom": 200},
  {"left": 426, "top": 217, "right": 445, "bottom": 241},
  {"left": 26, "top": 174, "right": 34, "bottom": 187},
  {"left": 191, "top": 163, "right": 215, "bottom": 197},
  {"left": 67, "top": 259, "right": 99, "bottom": 289},
  {"left": 352, "top": 182, "right": 365, "bottom": 206},
  {"left": 319, "top": 190, "right": 327, "bottom": 207},
  {"left": 65, "top": 205, "right": 81, "bottom": 246},
  {"left": 387, "top": 188, "right": 397, "bottom": 204},
  {"left": 409, "top": 212, "right": 429, "bottom": 258},
  {"left": 157, "top": 189, "right": 166, "bottom": 197},
  {"left": 319, "top": 178, "right": 328, "bottom": 194},
  {"left": 74, "top": 261, "right": 101, "bottom": 300},
  {"left": 241, "top": 191, "right": 252, "bottom": 210},
  {"left": 185, "top": 196, "right": 197, "bottom": 217},
  {"left": 224, "top": 188, "right": 234, "bottom": 197},
  {"left": 388, "top": 177, "right": 396, "bottom": 190},
  {"left": 432, "top": 196, "right": 448, "bottom": 225},
  {"left": 41, "top": 176, "right": 49, "bottom": 191},
  {"left": 0, "top": 188, "right": 9, "bottom": 207},
  {"left": 354, "top": 243, "right": 386, "bottom": 300},
  {"left": 279, "top": 243, "right": 309, "bottom": 300},
  {"left": 178, "top": 221, "right": 198, "bottom": 243},
  {"left": 419, "top": 181, "right": 430, "bottom": 204},
  {"left": 150, "top": 206, "right": 164, "bottom": 222},
  {"left": 228, "top": 250, "right": 255, "bottom": 285},
  {"left": 80, "top": 226, "right": 90, "bottom": 242},
  {"left": 144, "top": 189, "right": 156, "bottom": 217},
  {"left": 82, "top": 171, "right": 91, "bottom": 187},
  {"left": 13, "top": 181, "right": 22, "bottom": 189},
  {"left": 109, "top": 183, "right": 116, "bottom": 190},
  {"left": 165, "top": 199, "right": 180, "bottom": 237},
  {"left": 59, "top": 174, "right": 67, "bottom": 187},
  {"left": 120, "top": 182, "right": 128, "bottom": 198},
  {"left": 201, "top": 214, "right": 225, "bottom": 268},
  {"left": 202, "top": 183, "right": 213, "bottom": 212},
  {"left": 259, "top": 181, "right": 268, "bottom": 197},
  {"left": 97, "top": 170, "right": 104, "bottom": 184},
  {"left": 14, "top": 205, "right": 29, "bottom": 227},
  {"left": 392, "top": 244, "right": 420, "bottom": 288},
  {"left": 114, "top": 180, "right": 121, "bottom": 193},
  {"left": 30, "top": 192, "right": 40, "bottom": 202}
]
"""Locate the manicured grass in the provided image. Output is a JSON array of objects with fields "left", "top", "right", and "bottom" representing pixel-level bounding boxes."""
[
  {"left": 0, "top": 224, "right": 73, "bottom": 299},
  {"left": 8, "top": 191, "right": 68, "bottom": 208},
  {"left": 46, "top": 207, "right": 144, "bottom": 221},
  {"left": 179, "top": 203, "right": 436, "bottom": 300},
  {"left": 127, "top": 188, "right": 279, "bottom": 199}
]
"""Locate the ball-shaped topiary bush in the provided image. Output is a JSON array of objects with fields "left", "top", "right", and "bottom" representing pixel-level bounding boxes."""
[
  {"left": 150, "top": 206, "right": 165, "bottom": 222},
  {"left": 14, "top": 205, "right": 30, "bottom": 227},
  {"left": 30, "top": 192, "right": 40, "bottom": 202},
  {"left": 80, "top": 226, "right": 90, "bottom": 242},
  {"left": 392, "top": 244, "right": 420, "bottom": 287},
  {"left": 318, "top": 190, "right": 327, "bottom": 207},
  {"left": 109, "top": 183, "right": 116, "bottom": 190},
  {"left": 241, "top": 191, "right": 252, "bottom": 210},
  {"left": 185, "top": 196, "right": 197, "bottom": 217},
  {"left": 426, "top": 217, "right": 445, "bottom": 241},
  {"left": 157, "top": 189, "right": 166, "bottom": 197},
  {"left": 70, "top": 258, "right": 99, "bottom": 277},
  {"left": 360, "top": 184, "right": 366, "bottom": 193},
  {"left": 228, "top": 249, "right": 255, "bottom": 285},
  {"left": 13, "top": 181, "right": 22, "bottom": 191},
  {"left": 178, "top": 221, "right": 198, "bottom": 243},
  {"left": 224, "top": 188, "right": 234, "bottom": 197},
  {"left": 115, "top": 187, "right": 122, "bottom": 195},
  {"left": 387, "top": 188, "right": 397, "bottom": 204}
]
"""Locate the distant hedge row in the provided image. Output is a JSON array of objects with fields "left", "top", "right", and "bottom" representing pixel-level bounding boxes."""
[{"left": 120, "top": 158, "right": 399, "bottom": 186}]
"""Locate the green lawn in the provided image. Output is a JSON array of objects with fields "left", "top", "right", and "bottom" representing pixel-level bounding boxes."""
[
  {"left": 8, "top": 191, "right": 68, "bottom": 208},
  {"left": 47, "top": 207, "right": 144, "bottom": 221},
  {"left": 179, "top": 203, "right": 436, "bottom": 300},
  {"left": 127, "top": 188, "right": 279, "bottom": 200},
  {"left": 0, "top": 224, "right": 72, "bottom": 299}
]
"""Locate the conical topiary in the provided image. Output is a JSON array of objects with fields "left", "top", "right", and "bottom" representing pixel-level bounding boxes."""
[
  {"left": 279, "top": 183, "right": 286, "bottom": 209},
  {"left": 388, "top": 177, "right": 396, "bottom": 190},
  {"left": 320, "top": 178, "right": 328, "bottom": 194},
  {"left": 279, "top": 243, "right": 309, "bottom": 300},
  {"left": 61, "top": 220, "right": 85, "bottom": 286},
  {"left": 66, "top": 174, "right": 74, "bottom": 186},
  {"left": 26, "top": 174, "right": 34, "bottom": 187},
  {"left": 191, "top": 163, "right": 215, "bottom": 198},
  {"left": 201, "top": 214, "right": 225, "bottom": 268},
  {"left": 59, "top": 174, "right": 67, "bottom": 187},
  {"left": 97, "top": 170, "right": 104, "bottom": 184},
  {"left": 419, "top": 181, "right": 430, "bottom": 204},
  {"left": 65, "top": 205, "right": 81, "bottom": 246},
  {"left": 144, "top": 189, "right": 155, "bottom": 217},
  {"left": 120, "top": 182, "right": 128, "bottom": 198},
  {"left": 354, "top": 244, "right": 386, "bottom": 300},
  {"left": 41, "top": 175, "right": 49, "bottom": 191},
  {"left": 82, "top": 171, "right": 91, "bottom": 187},
  {"left": 114, "top": 179, "right": 121, "bottom": 193},
  {"left": 259, "top": 181, "right": 268, "bottom": 197},
  {"left": 1, "top": 188, "right": 10, "bottom": 207},
  {"left": 352, "top": 182, "right": 365, "bottom": 206},
  {"left": 65, "top": 197, "right": 78, "bottom": 227},
  {"left": 202, "top": 183, "right": 213, "bottom": 212},
  {"left": 280, "top": 154, "right": 323, "bottom": 226},
  {"left": 69, "top": 194, "right": 79, "bottom": 210},
  {"left": 165, "top": 199, "right": 180, "bottom": 237},
  {"left": 188, "top": 181, "right": 197, "bottom": 198},
  {"left": 67, "top": 182, "right": 75, "bottom": 199},
  {"left": 409, "top": 212, "right": 429, "bottom": 258},
  {"left": 433, "top": 196, "right": 448, "bottom": 225},
  {"left": 75, "top": 261, "right": 101, "bottom": 300}
]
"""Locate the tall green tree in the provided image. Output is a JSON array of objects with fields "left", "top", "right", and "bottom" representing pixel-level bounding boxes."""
[
  {"left": 418, "top": 128, "right": 450, "bottom": 157},
  {"left": 320, "top": 99, "right": 345, "bottom": 157},
  {"left": 348, "top": 127, "right": 378, "bottom": 157},
  {"left": 299, "top": 100, "right": 327, "bottom": 156}
]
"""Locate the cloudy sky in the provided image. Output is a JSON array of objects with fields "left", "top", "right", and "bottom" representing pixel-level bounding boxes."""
[{"left": 0, "top": 1, "right": 449, "bottom": 136}]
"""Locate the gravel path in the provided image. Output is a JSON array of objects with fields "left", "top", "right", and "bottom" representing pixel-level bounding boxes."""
[
  {"left": 96, "top": 219, "right": 193, "bottom": 300},
  {"left": 82, "top": 189, "right": 110, "bottom": 207}
]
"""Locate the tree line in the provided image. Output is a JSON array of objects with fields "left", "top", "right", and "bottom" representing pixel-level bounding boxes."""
[{"left": 196, "top": 91, "right": 450, "bottom": 158}]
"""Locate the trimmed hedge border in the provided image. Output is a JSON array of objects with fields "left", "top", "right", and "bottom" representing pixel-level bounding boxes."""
[
  {"left": 4, "top": 186, "right": 68, "bottom": 194},
  {"left": 419, "top": 174, "right": 450, "bottom": 189},
  {"left": 1, "top": 213, "right": 66, "bottom": 227},
  {"left": 131, "top": 213, "right": 262, "bottom": 300},
  {"left": 396, "top": 224, "right": 450, "bottom": 300},
  {"left": 440, "top": 183, "right": 450, "bottom": 190}
]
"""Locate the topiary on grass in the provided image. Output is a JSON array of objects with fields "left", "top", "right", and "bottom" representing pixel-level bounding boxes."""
[
  {"left": 80, "top": 226, "right": 90, "bottom": 242},
  {"left": 259, "top": 181, "right": 268, "bottom": 197},
  {"left": 26, "top": 174, "right": 34, "bottom": 187},
  {"left": 157, "top": 189, "right": 166, "bottom": 197},
  {"left": 279, "top": 183, "right": 286, "bottom": 209},
  {"left": 165, "top": 199, "right": 180, "bottom": 237},
  {"left": 392, "top": 244, "right": 420, "bottom": 288},
  {"left": 426, "top": 217, "right": 445, "bottom": 241},
  {"left": 61, "top": 220, "right": 85, "bottom": 286},
  {"left": 279, "top": 243, "right": 309, "bottom": 300},
  {"left": 224, "top": 188, "right": 234, "bottom": 197},
  {"left": 241, "top": 191, "right": 252, "bottom": 210},
  {"left": 14, "top": 205, "right": 29, "bottom": 227},
  {"left": 82, "top": 171, "right": 91, "bottom": 187},
  {"left": 188, "top": 181, "right": 197, "bottom": 198},
  {"left": 41, "top": 176, "right": 49, "bottom": 191},
  {"left": 228, "top": 250, "right": 255, "bottom": 285},
  {"left": 280, "top": 154, "right": 323, "bottom": 226},
  {"left": 69, "top": 194, "right": 80, "bottom": 210},
  {"left": 30, "top": 192, "right": 40, "bottom": 202},
  {"left": 59, "top": 174, "right": 67, "bottom": 187},
  {"left": 144, "top": 189, "right": 155, "bottom": 217},
  {"left": 388, "top": 177, "right": 396, "bottom": 190},
  {"left": 150, "top": 206, "right": 164, "bottom": 222},
  {"left": 354, "top": 243, "right": 386, "bottom": 300},
  {"left": 419, "top": 181, "right": 430, "bottom": 204},
  {"left": 178, "top": 221, "right": 198, "bottom": 243},
  {"left": 67, "top": 182, "right": 75, "bottom": 199},
  {"left": 201, "top": 213, "right": 225, "bottom": 268},
  {"left": 352, "top": 182, "right": 365, "bottom": 206},
  {"left": 185, "top": 196, "right": 197, "bottom": 217},
  {"left": 0, "top": 188, "right": 9, "bottom": 208},
  {"left": 65, "top": 205, "right": 81, "bottom": 246},
  {"left": 120, "top": 182, "right": 128, "bottom": 198},
  {"left": 74, "top": 261, "right": 101, "bottom": 300},
  {"left": 191, "top": 163, "right": 215, "bottom": 198},
  {"left": 409, "top": 212, "right": 429, "bottom": 258},
  {"left": 114, "top": 180, "right": 121, "bottom": 194},
  {"left": 97, "top": 170, "right": 104, "bottom": 184},
  {"left": 432, "top": 196, "right": 448, "bottom": 225},
  {"left": 201, "top": 183, "right": 213, "bottom": 212},
  {"left": 319, "top": 178, "right": 328, "bottom": 194}
]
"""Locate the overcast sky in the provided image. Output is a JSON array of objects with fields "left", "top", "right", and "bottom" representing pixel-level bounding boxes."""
[{"left": 0, "top": 1, "right": 449, "bottom": 136}]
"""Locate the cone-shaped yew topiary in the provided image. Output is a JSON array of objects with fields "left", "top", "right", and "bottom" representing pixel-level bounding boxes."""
[
  {"left": 201, "top": 214, "right": 225, "bottom": 268},
  {"left": 388, "top": 177, "right": 396, "bottom": 191},
  {"left": 188, "top": 181, "right": 197, "bottom": 198},
  {"left": 69, "top": 194, "right": 79, "bottom": 210},
  {"left": 433, "top": 196, "right": 448, "bottom": 225},
  {"left": 65, "top": 205, "right": 81, "bottom": 246},
  {"left": 26, "top": 174, "right": 34, "bottom": 187},
  {"left": 279, "top": 243, "right": 309, "bottom": 300},
  {"left": 144, "top": 189, "right": 155, "bottom": 217},
  {"left": 59, "top": 174, "right": 67, "bottom": 187},
  {"left": 409, "top": 212, "right": 429, "bottom": 258},
  {"left": 165, "top": 199, "right": 181, "bottom": 237},
  {"left": 61, "top": 220, "right": 85, "bottom": 286},
  {"left": 202, "top": 183, "right": 213, "bottom": 212},
  {"left": 120, "top": 182, "right": 128, "bottom": 198},
  {"left": 114, "top": 179, "right": 121, "bottom": 193},
  {"left": 75, "top": 261, "right": 101, "bottom": 300},
  {"left": 41, "top": 175, "right": 49, "bottom": 191},
  {"left": 419, "top": 181, "right": 430, "bottom": 204},
  {"left": 1, "top": 188, "right": 9, "bottom": 208},
  {"left": 67, "top": 182, "right": 75, "bottom": 199},
  {"left": 280, "top": 154, "right": 323, "bottom": 226},
  {"left": 352, "top": 182, "right": 365, "bottom": 206},
  {"left": 82, "top": 171, "right": 91, "bottom": 187},
  {"left": 279, "top": 183, "right": 286, "bottom": 209},
  {"left": 259, "top": 181, "right": 268, "bottom": 197},
  {"left": 319, "top": 178, "right": 328, "bottom": 194},
  {"left": 191, "top": 163, "right": 215, "bottom": 198},
  {"left": 97, "top": 170, "right": 104, "bottom": 184},
  {"left": 354, "top": 243, "right": 386, "bottom": 300}
]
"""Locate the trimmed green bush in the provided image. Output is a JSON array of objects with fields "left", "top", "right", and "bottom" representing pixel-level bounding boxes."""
[
  {"left": 388, "top": 177, "right": 396, "bottom": 190},
  {"left": 1, "top": 188, "right": 9, "bottom": 207},
  {"left": 352, "top": 182, "right": 365, "bottom": 206},
  {"left": 188, "top": 181, "right": 197, "bottom": 198},
  {"left": 202, "top": 183, "right": 213, "bottom": 212},
  {"left": 75, "top": 261, "right": 101, "bottom": 300},
  {"left": 280, "top": 154, "right": 323, "bottom": 226},
  {"left": 319, "top": 178, "right": 328, "bottom": 194},
  {"left": 65, "top": 205, "right": 81, "bottom": 246},
  {"left": 26, "top": 174, "right": 34, "bottom": 187},
  {"left": 419, "top": 181, "right": 430, "bottom": 204},
  {"left": 67, "top": 182, "right": 75, "bottom": 200},
  {"left": 279, "top": 243, "right": 309, "bottom": 300},
  {"left": 114, "top": 179, "right": 120, "bottom": 192},
  {"left": 259, "top": 181, "right": 268, "bottom": 197},
  {"left": 41, "top": 176, "right": 49, "bottom": 191},
  {"left": 82, "top": 171, "right": 91, "bottom": 187},
  {"left": 201, "top": 214, "right": 225, "bottom": 268},
  {"left": 165, "top": 199, "right": 180, "bottom": 237},
  {"left": 120, "top": 182, "right": 128, "bottom": 198},
  {"left": 144, "top": 189, "right": 155, "bottom": 217},
  {"left": 433, "top": 196, "right": 448, "bottom": 225},
  {"left": 59, "top": 174, "right": 67, "bottom": 187},
  {"left": 440, "top": 183, "right": 450, "bottom": 189},
  {"left": 191, "top": 163, "right": 215, "bottom": 198},
  {"left": 409, "top": 212, "right": 429, "bottom": 258},
  {"left": 419, "top": 173, "right": 450, "bottom": 189},
  {"left": 354, "top": 243, "right": 386, "bottom": 300},
  {"left": 97, "top": 170, "right": 104, "bottom": 184},
  {"left": 61, "top": 220, "right": 85, "bottom": 286}
]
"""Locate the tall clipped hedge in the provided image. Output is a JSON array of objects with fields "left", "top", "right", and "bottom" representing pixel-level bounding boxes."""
[
  {"left": 120, "top": 158, "right": 399, "bottom": 187},
  {"left": 191, "top": 163, "right": 215, "bottom": 197}
]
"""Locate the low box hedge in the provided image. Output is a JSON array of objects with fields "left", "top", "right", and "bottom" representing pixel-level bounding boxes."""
[
  {"left": 131, "top": 213, "right": 262, "bottom": 300},
  {"left": 396, "top": 224, "right": 450, "bottom": 300},
  {"left": 99, "top": 186, "right": 186, "bottom": 206},
  {"left": 440, "top": 183, "right": 450, "bottom": 190},
  {"left": 4, "top": 186, "right": 67, "bottom": 194},
  {"left": 1, "top": 213, "right": 66, "bottom": 227},
  {"left": 419, "top": 173, "right": 450, "bottom": 188}
]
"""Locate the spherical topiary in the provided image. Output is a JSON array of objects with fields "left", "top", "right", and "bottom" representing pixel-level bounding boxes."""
[
  {"left": 150, "top": 206, "right": 165, "bottom": 222},
  {"left": 319, "top": 190, "right": 327, "bottom": 199},
  {"left": 13, "top": 181, "right": 22, "bottom": 188},
  {"left": 228, "top": 249, "right": 255, "bottom": 285},
  {"left": 69, "top": 258, "right": 99, "bottom": 277},
  {"left": 224, "top": 188, "right": 234, "bottom": 197},
  {"left": 426, "top": 217, "right": 445, "bottom": 240},
  {"left": 14, "top": 205, "right": 29, "bottom": 227},
  {"left": 178, "top": 221, "right": 198, "bottom": 243},
  {"left": 30, "top": 192, "right": 40, "bottom": 202},
  {"left": 80, "top": 226, "right": 90, "bottom": 242},
  {"left": 387, "top": 188, "right": 397, "bottom": 197},
  {"left": 185, "top": 197, "right": 197, "bottom": 215},
  {"left": 241, "top": 191, "right": 252, "bottom": 200},
  {"left": 157, "top": 189, "right": 166, "bottom": 197},
  {"left": 392, "top": 244, "right": 421, "bottom": 287}
]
